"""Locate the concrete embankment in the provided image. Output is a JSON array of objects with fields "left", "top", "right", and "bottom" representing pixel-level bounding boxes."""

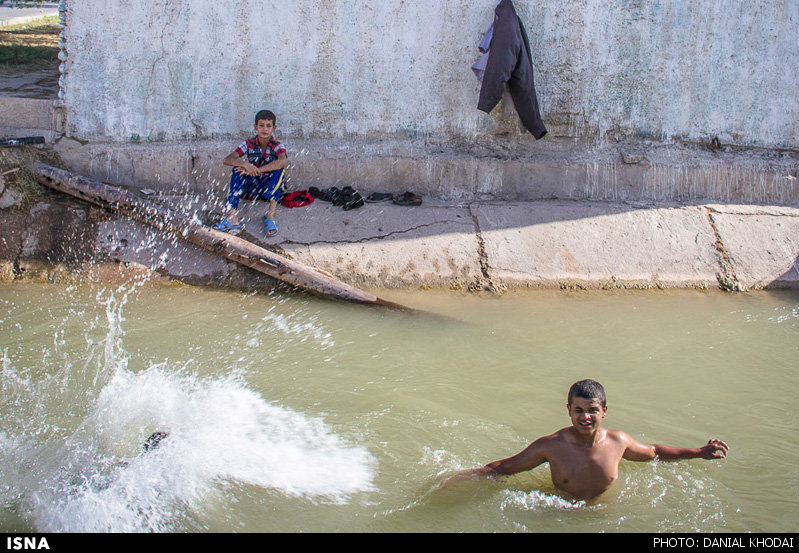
[
  {"left": 1, "top": 90, "right": 798, "bottom": 292},
  {"left": 1, "top": 144, "right": 797, "bottom": 292}
]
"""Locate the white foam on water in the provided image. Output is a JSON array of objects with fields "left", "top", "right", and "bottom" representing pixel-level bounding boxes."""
[
  {"left": 4, "top": 365, "right": 376, "bottom": 533},
  {"left": 500, "top": 489, "right": 587, "bottom": 511},
  {"left": 0, "top": 283, "right": 375, "bottom": 532}
]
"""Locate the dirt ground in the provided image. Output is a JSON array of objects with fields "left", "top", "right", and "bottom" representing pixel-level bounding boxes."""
[{"left": 0, "top": 62, "right": 58, "bottom": 98}]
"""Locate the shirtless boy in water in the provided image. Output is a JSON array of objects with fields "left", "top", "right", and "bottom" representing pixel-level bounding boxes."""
[{"left": 444, "top": 379, "right": 728, "bottom": 501}]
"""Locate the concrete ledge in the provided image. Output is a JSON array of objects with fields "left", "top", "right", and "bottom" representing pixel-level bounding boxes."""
[
  {"left": 53, "top": 136, "right": 799, "bottom": 205},
  {"left": 3, "top": 155, "right": 798, "bottom": 292},
  {"left": 0, "top": 98, "right": 63, "bottom": 131},
  {"left": 474, "top": 202, "right": 720, "bottom": 289},
  {"left": 3, "top": 194, "right": 799, "bottom": 292},
  {"left": 707, "top": 205, "right": 799, "bottom": 289},
  {"left": 269, "top": 201, "right": 482, "bottom": 288}
]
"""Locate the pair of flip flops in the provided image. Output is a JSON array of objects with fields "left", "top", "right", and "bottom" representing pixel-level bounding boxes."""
[{"left": 212, "top": 217, "right": 277, "bottom": 237}]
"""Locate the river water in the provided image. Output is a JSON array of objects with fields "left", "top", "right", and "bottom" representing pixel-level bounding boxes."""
[{"left": 0, "top": 280, "right": 797, "bottom": 532}]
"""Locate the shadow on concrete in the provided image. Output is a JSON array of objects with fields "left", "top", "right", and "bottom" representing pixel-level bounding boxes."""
[{"left": 768, "top": 253, "right": 799, "bottom": 289}]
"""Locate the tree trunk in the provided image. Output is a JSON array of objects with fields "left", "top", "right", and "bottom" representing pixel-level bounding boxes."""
[{"left": 32, "top": 163, "right": 415, "bottom": 311}]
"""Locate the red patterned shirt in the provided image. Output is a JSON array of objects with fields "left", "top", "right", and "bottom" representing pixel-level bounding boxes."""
[{"left": 234, "top": 137, "right": 286, "bottom": 168}]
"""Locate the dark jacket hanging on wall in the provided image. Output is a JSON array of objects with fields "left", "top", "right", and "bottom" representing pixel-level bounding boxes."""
[{"left": 477, "top": 0, "right": 547, "bottom": 139}]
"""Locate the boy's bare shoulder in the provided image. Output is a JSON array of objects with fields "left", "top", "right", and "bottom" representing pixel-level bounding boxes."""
[
  {"left": 544, "top": 427, "right": 570, "bottom": 438},
  {"left": 523, "top": 428, "right": 569, "bottom": 449},
  {"left": 519, "top": 428, "right": 570, "bottom": 458},
  {"left": 604, "top": 428, "right": 635, "bottom": 444},
  {"left": 544, "top": 427, "right": 578, "bottom": 444}
]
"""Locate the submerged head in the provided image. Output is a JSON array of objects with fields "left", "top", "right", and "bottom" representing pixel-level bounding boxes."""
[
  {"left": 253, "top": 109, "right": 277, "bottom": 142},
  {"left": 142, "top": 431, "right": 169, "bottom": 453},
  {"left": 567, "top": 379, "right": 608, "bottom": 435}
]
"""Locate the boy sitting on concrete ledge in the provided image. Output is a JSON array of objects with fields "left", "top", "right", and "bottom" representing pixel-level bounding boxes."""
[{"left": 213, "top": 109, "right": 287, "bottom": 237}]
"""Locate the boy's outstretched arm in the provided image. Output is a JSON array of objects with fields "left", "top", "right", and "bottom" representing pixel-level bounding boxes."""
[
  {"left": 622, "top": 434, "right": 729, "bottom": 462},
  {"left": 439, "top": 438, "right": 549, "bottom": 486}
]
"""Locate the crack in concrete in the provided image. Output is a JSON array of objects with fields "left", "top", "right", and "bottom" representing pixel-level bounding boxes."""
[
  {"left": 705, "top": 205, "right": 799, "bottom": 218},
  {"left": 468, "top": 203, "right": 504, "bottom": 292},
  {"left": 703, "top": 206, "right": 741, "bottom": 291},
  {"left": 277, "top": 220, "right": 458, "bottom": 246},
  {"left": 469, "top": 204, "right": 490, "bottom": 280}
]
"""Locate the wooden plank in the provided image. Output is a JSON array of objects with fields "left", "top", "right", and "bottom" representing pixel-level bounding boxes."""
[{"left": 32, "top": 163, "right": 416, "bottom": 311}]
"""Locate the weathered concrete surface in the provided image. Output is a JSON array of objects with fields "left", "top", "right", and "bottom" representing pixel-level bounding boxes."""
[
  {"left": 0, "top": 97, "right": 64, "bottom": 144},
  {"left": 60, "top": 1, "right": 799, "bottom": 150},
  {"left": 4, "top": 73, "right": 796, "bottom": 207},
  {"left": 473, "top": 202, "right": 720, "bottom": 289},
  {"left": 93, "top": 217, "right": 235, "bottom": 284},
  {"left": 52, "top": 136, "right": 799, "bottom": 205},
  {"left": 249, "top": 200, "right": 482, "bottom": 288},
  {"left": 2, "top": 168, "right": 797, "bottom": 292},
  {"left": 706, "top": 205, "right": 799, "bottom": 289},
  {"left": 0, "top": 98, "right": 62, "bottom": 129}
]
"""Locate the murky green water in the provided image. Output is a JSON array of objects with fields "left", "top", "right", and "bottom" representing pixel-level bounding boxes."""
[{"left": 1, "top": 280, "right": 797, "bottom": 532}]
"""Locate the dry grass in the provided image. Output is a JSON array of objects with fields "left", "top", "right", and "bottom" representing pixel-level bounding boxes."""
[{"left": 0, "top": 15, "right": 60, "bottom": 68}]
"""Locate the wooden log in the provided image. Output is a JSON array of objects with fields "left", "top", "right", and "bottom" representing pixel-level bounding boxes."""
[{"left": 32, "top": 163, "right": 416, "bottom": 311}]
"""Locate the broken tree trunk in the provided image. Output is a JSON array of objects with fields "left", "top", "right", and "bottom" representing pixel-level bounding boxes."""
[{"left": 32, "top": 163, "right": 415, "bottom": 311}]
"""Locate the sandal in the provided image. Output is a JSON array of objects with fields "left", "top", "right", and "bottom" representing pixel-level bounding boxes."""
[
  {"left": 212, "top": 218, "right": 242, "bottom": 235},
  {"left": 392, "top": 192, "right": 422, "bottom": 206},
  {"left": 365, "top": 192, "right": 393, "bottom": 203},
  {"left": 263, "top": 216, "right": 279, "bottom": 237}
]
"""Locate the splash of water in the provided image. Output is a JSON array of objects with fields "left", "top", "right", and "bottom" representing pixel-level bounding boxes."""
[
  {"left": 500, "top": 489, "right": 587, "bottom": 511},
  {"left": 0, "top": 282, "right": 375, "bottom": 532}
]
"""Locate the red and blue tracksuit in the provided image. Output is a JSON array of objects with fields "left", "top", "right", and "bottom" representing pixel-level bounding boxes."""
[{"left": 226, "top": 136, "right": 287, "bottom": 209}]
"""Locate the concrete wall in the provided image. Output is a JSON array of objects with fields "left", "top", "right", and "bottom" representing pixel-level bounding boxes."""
[{"left": 61, "top": 0, "right": 799, "bottom": 149}]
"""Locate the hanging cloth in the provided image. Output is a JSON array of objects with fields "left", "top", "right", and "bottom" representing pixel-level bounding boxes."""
[
  {"left": 472, "top": 21, "right": 522, "bottom": 126},
  {"left": 476, "top": 0, "right": 547, "bottom": 139}
]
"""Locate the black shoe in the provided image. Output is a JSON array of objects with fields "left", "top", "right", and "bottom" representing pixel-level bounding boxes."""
[
  {"left": 342, "top": 192, "right": 364, "bottom": 211},
  {"left": 332, "top": 186, "right": 355, "bottom": 206},
  {"left": 309, "top": 186, "right": 338, "bottom": 202}
]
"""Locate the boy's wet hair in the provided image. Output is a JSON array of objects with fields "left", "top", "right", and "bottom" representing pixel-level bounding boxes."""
[
  {"left": 568, "top": 379, "right": 606, "bottom": 407},
  {"left": 255, "top": 110, "right": 276, "bottom": 126}
]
